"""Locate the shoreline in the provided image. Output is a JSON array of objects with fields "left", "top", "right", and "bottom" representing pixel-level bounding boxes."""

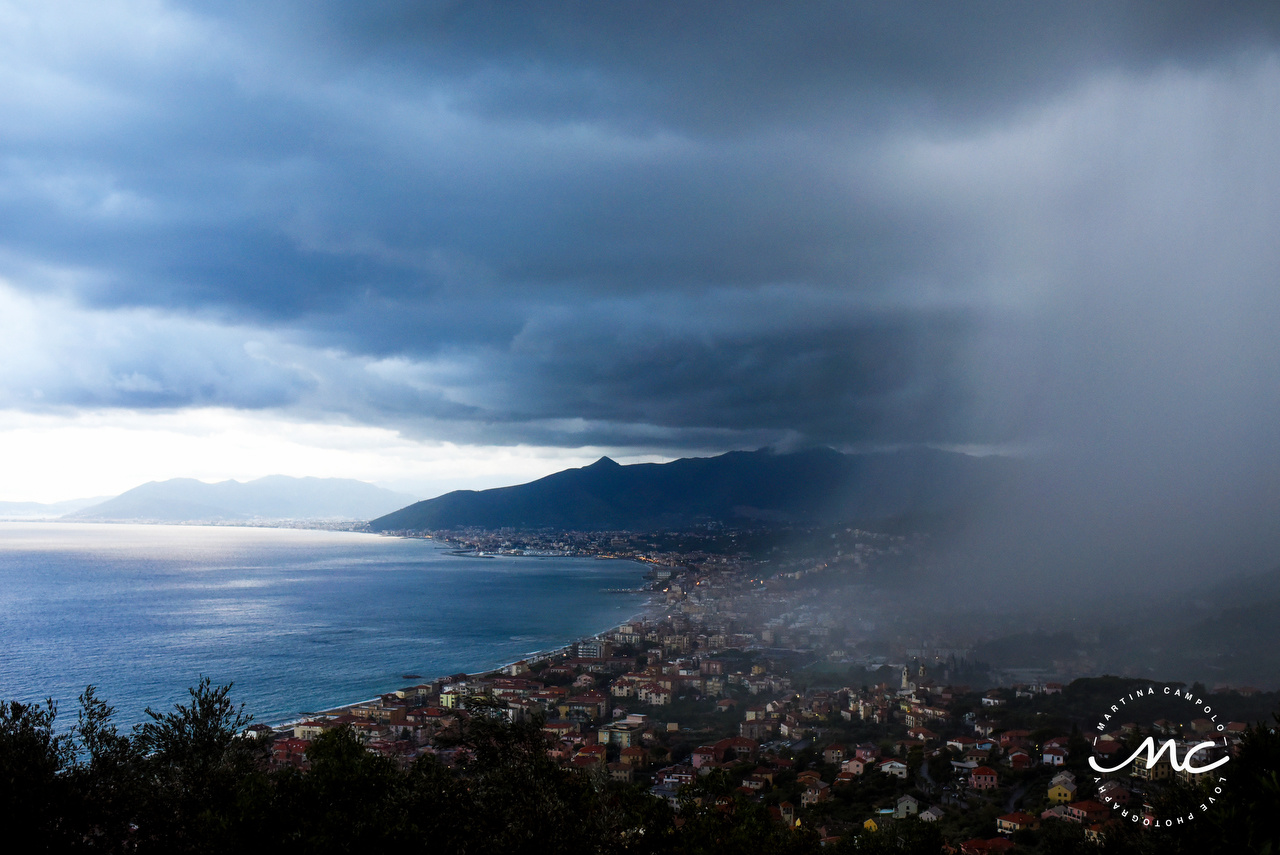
[
  {"left": 276, "top": 594, "right": 668, "bottom": 731},
  {"left": 0, "top": 521, "right": 672, "bottom": 731},
  {"left": 376, "top": 527, "right": 664, "bottom": 567}
]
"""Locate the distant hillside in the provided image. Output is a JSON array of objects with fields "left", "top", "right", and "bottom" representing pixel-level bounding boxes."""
[
  {"left": 68, "top": 476, "right": 418, "bottom": 522},
  {"left": 974, "top": 564, "right": 1280, "bottom": 688},
  {"left": 369, "top": 447, "right": 1017, "bottom": 533},
  {"left": 0, "top": 497, "right": 109, "bottom": 519},
  {"left": 1151, "top": 563, "right": 1280, "bottom": 687}
]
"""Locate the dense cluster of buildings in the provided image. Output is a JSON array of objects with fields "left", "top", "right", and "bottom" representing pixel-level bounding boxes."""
[{"left": 259, "top": 553, "right": 1258, "bottom": 850}]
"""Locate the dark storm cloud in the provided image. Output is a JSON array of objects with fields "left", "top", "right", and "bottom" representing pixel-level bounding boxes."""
[
  {"left": 2, "top": 0, "right": 1280, "bottom": 465},
  {"left": 485, "top": 296, "right": 973, "bottom": 444},
  {"left": 258, "top": 1, "right": 1280, "bottom": 133}
]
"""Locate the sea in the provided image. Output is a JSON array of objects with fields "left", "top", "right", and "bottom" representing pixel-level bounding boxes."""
[{"left": 0, "top": 522, "right": 650, "bottom": 728}]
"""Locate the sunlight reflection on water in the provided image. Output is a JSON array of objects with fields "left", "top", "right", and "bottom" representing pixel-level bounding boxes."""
[{"left": 0, "top": 522, "right": 647, "bottom": 727}]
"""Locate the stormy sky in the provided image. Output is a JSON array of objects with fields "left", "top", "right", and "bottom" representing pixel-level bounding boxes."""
[{"left": 3, "top": 2, "right": 1280, "bottom": 516}]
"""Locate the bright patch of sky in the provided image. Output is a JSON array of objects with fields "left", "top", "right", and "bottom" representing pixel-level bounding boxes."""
[{"left": 0, "top": 407, "right": 669, "bottom": 503}]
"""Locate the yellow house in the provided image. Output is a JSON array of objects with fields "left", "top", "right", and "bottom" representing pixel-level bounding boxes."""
[
  {"left": 1048, "top": 782, "right": 1077, "bottom": 805},
  {"left": 1133, "top": 752, "right": 1173, "bottom": 781},
  {"left": 863, "top": 819, "right": 878, "bottom": 833}
]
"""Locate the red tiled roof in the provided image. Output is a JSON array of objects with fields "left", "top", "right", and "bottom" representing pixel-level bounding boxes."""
[
  {"left": 1069, "top": 799, "right": 1107, "bottom": 812},
  {"left": 960, "top": 839, "right": 1016, "bottom": 853}
]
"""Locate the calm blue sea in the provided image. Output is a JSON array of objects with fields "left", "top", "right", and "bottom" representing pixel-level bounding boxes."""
[{"left": 0, "top": 523, "right": 648, "bottom": 727}]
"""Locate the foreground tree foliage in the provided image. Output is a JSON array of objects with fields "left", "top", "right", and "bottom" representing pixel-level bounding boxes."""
[{"left": 2, "top": 683, "right": 1279, "bottom": 853}]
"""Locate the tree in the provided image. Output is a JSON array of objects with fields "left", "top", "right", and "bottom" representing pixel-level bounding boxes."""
[
  {"left": 135, "top": 676, "right": 254, "bottom": 772},
  {"left": 131, "top": 677, "right": 267, "bottom": 853},
  {"left": 268, "top": 724, "right": 427, "bottom": 852},
  {"left": 677, "top": 786, "right": 818, "bottom": 855},
  {"left": 835, "top": 817, "right": 942, "bottom": 854},
  {"left": 0, "top": 697, "right": 73, "bottom": 847},
  {"left": 66, "top": 685, "right": 147, "bottom": 849},
  {"left": 1201, "top": 714, "right": 1280, "bottom": 855}
]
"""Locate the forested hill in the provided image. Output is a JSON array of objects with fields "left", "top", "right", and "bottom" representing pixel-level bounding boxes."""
[{"left": 369, "top": 447, "right": 1015, "bottom": 532}]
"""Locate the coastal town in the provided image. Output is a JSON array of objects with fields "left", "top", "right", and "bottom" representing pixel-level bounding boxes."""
[{"left": 258, "top": 527, "right": 1274, "bottom": 852}]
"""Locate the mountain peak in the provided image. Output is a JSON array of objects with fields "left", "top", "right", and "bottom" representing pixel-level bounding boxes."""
[{"left": 370, "top": 446, "right": 1008, "bottom": 532}]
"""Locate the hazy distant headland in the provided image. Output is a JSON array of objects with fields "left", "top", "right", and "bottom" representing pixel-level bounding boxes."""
[
  {"left": 0, "top": 496, "right": 109, "bottom": 519},
  {"left": 57, "top": 475, "right": 419, "bottom": 524}
]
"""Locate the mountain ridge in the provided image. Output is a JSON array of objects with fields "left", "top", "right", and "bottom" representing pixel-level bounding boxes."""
[{"left": 369, "top": 446, "right": 1018, "bottom": 532}]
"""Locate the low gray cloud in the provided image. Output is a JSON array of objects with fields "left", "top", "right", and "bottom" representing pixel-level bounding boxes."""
[{"left": 2, "top": 0, "right": 1279, "bottom": 573}]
